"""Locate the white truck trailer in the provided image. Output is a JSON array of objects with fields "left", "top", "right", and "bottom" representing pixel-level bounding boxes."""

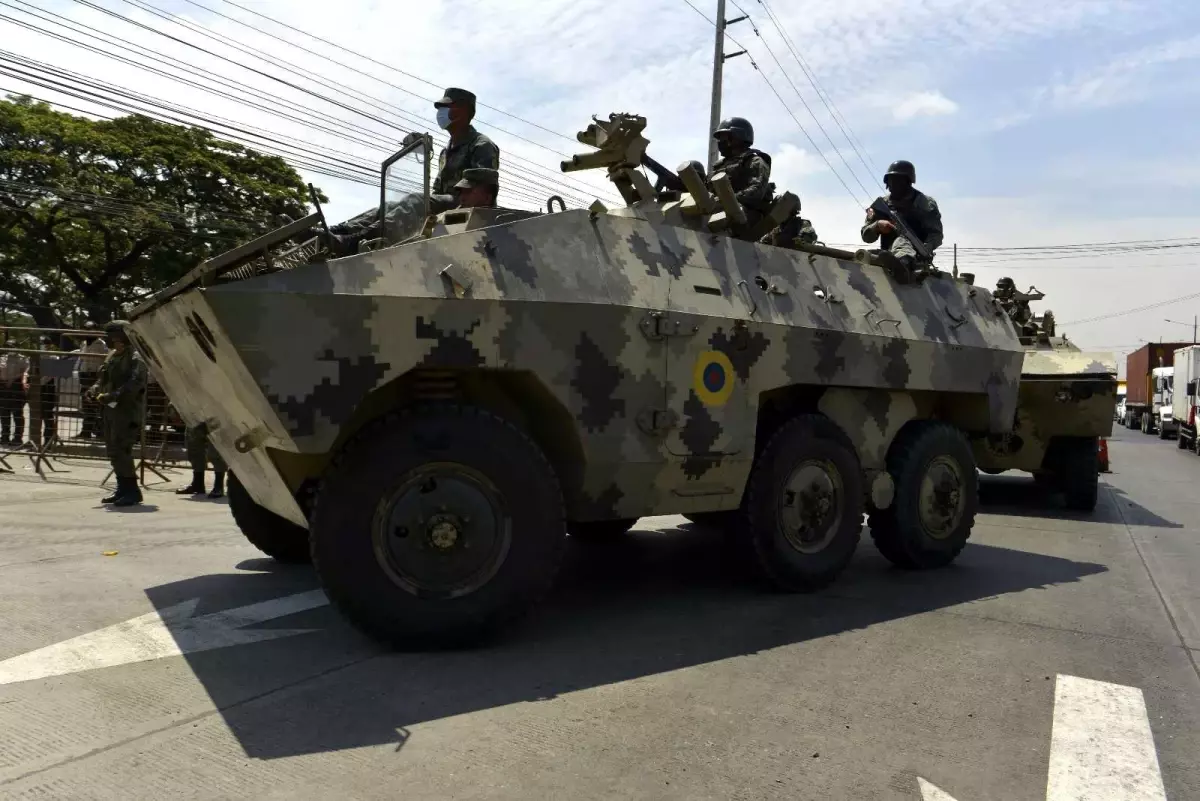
[{"left": 1172, "top": 345, "right": 1200, "bottom": 453}]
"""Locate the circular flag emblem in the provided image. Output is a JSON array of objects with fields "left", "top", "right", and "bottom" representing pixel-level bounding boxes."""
[{"left": 693, "top": 350, "right": 736, "bottom": 406}]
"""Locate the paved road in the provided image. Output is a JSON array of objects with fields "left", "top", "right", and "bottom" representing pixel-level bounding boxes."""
[{"left": 0, "top": 430, "right": 1197, "bottom": 800}]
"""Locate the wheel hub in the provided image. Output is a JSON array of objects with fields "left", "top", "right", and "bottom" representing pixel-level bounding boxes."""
[
  {"left": 780, "top": 460, "right": 842, "bottom": 553},
  {"left": 919, "top": 456, "right": 966, "bottom": 539},
  {"left": 372, "top": 464, "right": 510, "bottom": 598}
]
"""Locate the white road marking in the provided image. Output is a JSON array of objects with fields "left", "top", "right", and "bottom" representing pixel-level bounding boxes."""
[
  {"left": 0, "top": 590, "right": 329, "bottom": 686},
  {"left": 1046, "top": 674, "right": 1167, "bottom": 801},
  {"left": 918, "top": 673, "right": 1167, "bottom": 801},
  {"left": 918, "top": 777, "right": 959, "bottom": 801}
]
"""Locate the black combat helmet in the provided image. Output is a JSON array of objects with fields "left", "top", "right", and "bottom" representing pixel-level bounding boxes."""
[
  {"left": 684, "top": 159, "right": 705, "bottom": 175},
  {"left": 885, "top": 160, "right": 916, "bottom": 183},
  {"left": 713, "top": 117, "right": 754, "bottom": 146},
  {"left": 104, "top": 320, "right": 130, "bottom": 342}
]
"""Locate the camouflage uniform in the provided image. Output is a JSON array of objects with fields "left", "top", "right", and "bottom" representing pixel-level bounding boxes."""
[
  {"left": 92, "top": 323, "right": 147, "bottom": 505},
  {"left": 860, "top": 188, "right": 943, "bottom": 264},
  {"left": 430, "top": 126, "right": 499, "bottom": 213},
  {"left": 760, "top": 213, "right": 819, "bottom": 249},
  {"left": 710, "top": 149, "right": 773, "bottom": 222},
  {"left": 177, "top": 422, "right": 227, "bottom": 498}
]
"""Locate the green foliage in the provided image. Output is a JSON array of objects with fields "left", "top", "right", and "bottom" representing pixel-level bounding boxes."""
[{"left": 0, "top": 95, "right": 327, "bottom": 326}]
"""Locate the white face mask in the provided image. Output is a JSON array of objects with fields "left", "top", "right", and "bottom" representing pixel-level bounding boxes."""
[{"left": 436, "top": 107, "right": 452, "bottom": 129}]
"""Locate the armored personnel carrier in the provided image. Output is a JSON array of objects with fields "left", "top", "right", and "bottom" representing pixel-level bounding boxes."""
[
  {"left": 974, "top": 277, "right": 1117, "bottom": 511},
  {"left": 126, "top": 113, "right": 1025, "bottom": 646}
]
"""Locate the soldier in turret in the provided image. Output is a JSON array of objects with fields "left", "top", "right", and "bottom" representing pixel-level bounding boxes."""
[
  {"left": 861, "top": 160, "right": 943, "bottom": 276},
  {"left": 710, "top": 117, "right": 773, "bottom": 230},
  {"left": 430, "top": 88, "right": 500, "bottom": 214},
  {"left": 760, "top": 211, "right": 820, "bottom": 250},
  {"left": 453, "top": 167, "right": 500, "bottom": 209}
]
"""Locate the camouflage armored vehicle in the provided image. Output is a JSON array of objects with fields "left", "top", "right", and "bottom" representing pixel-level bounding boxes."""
[
  {"left": 974, "top": 278, "right": 1117, "bottom": 511},
  {"left": 125, "top": 113, "right": 1025, "bottom": 646}
]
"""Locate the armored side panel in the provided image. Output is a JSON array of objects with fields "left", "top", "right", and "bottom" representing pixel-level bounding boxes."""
[
  {"left": 974, "top": 346, "right": 1118, "bottom": 473},
  {"left": 129, "top": 203, "right": 1024, "bottom": 526}
]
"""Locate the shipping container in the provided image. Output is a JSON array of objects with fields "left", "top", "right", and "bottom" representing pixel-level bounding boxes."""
[{"left": 1122, "top": 342, "right": 1191, "bottom": 432}]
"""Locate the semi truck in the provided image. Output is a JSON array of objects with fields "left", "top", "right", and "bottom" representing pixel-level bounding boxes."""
[
  {"left": 1172, "top": 345, "right": 1200, "bottom": 453},
  {"left": 1123, "top": 342, "right": 1190, "bottom": 434}
]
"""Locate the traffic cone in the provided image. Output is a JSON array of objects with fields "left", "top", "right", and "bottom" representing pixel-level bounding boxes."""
[{"left": 1098, "top": 438, "right": 1110, "bottom": 473}]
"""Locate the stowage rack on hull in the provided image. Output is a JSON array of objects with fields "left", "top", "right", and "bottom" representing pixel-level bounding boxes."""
[{"left": 126, "top": 111, "right": 1026, "bottom": 646}]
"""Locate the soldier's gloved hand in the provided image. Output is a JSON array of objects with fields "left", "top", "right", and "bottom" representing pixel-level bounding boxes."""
[
  {"left": 875, "top": 220, "right": 896, "bottom": 235},
  {"left": 94, "top": 393, "right": 107, "bottom": 404}
]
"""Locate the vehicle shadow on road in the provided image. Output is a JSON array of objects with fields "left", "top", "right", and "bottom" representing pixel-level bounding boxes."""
[
  {"left": 977, "top": 475, "right": 1182, "bottom": 528},
  {"left": 142, "top": 519, "right": 1108, "bottom": 762}
]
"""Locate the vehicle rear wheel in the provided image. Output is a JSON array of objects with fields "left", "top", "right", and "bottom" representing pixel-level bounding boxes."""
[
  {"left": 1060, "top": 436, "right": 1099, "bottom": 512},
  {"left": 310, "top": 404, "right": 566, "bottom": 647},
  {"left": 1159, "top": 424, "right": 1170, "bottom": 440},
  {"left": 1178, "top": 432, "right": 1188, "bottom": 450},
  {"left": 868, "top": 421, "right": 978, "bottom": 570},
  {"left": 567, "top": 518, "right": 638, "bottom": 541},
  {"left": 744, "top": 414, "right": 863, "bottom": 592},
  {"left": 227, "top": 472, "right": 312, "bottom": 564}
]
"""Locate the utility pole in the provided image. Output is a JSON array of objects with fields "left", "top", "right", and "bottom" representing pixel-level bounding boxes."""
[{"left": 707, "top": 0, "right": 747, "bottom": 172}]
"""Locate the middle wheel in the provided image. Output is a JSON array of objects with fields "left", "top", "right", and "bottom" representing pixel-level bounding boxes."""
[{"left": 744, "top": 414, "right": 864, "bottom": 592}]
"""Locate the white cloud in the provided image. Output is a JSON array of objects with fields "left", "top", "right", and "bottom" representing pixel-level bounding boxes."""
[{"left": 891, "top": 91, "right": 959, "bottom": 122}]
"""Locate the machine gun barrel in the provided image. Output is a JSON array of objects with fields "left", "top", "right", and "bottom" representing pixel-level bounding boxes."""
[{"left": 640, "top": 154, "right": 685, "bottom": 192}]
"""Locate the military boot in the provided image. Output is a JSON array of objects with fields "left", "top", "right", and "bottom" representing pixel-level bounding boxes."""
[
  {"left": 101, "top": 480, "right": 122, "bottom": 504},
  {"left": 175, "top": 470, "right": 206, "bottom": 495},
  {"left": 208, "top": 470, "right": 226, "bottom": 499},
  {"left": 111, "top": 476, "right": 143, "bottom": 507}
]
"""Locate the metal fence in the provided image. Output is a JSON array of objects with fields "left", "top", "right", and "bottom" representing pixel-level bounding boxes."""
[{"left": 0, "top": 324, "right": 188, "bottom": 486}]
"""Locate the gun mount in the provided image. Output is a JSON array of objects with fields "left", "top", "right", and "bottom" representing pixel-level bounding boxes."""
[{"left": 562, "top": 112, "right": 798, "bottom": 242}]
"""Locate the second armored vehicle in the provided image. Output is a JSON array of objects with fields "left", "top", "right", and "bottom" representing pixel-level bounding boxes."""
[
  {"left": 975, "top": 278, "right": 1118, "bottom": 511},
  {"left": 126, "top": 113, "right": 1025, "bottom": 646}
]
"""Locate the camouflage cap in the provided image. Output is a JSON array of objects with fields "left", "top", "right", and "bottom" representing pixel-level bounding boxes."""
[
  {"left": 434, "top": 87, "right": 476, "bottom": 108},
  {"left": 454, "top": 167, "right": 499, "bottom": 190}
]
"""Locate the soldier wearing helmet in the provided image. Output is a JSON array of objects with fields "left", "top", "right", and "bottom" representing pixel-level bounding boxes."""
[
  {"left": 86, "top": 320, "right": 148, "bottom": 507},
  {"left": 861, "top": 160, "right": 943, "bottom": 275},
  {"left": 710, "top": 117, "right": 773, "bottom": 229},
  {"left": 430, "top": 88, "right": 500, "bottom": 214}
]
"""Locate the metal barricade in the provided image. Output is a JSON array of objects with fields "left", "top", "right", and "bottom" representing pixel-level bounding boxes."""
[{"left": 0, "top": 324, "right": 188, "bottom": 485}]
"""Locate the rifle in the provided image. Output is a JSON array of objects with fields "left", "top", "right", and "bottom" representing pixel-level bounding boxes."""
[
  {"left": 868, "top": 197, "right": 933, "bottom": 262},
  {"left": 640, "top": 154, "right": 686, "bottom": 193}
]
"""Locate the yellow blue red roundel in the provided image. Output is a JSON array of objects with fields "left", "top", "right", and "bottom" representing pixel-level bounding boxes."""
[{"left": 693, "top": 350, "right": 736, "bottom": 406}]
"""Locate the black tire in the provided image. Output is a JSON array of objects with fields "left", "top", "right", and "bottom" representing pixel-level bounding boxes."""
[
  {"left": 227, "top": 471, "right": 312, "bottom": 564},
  {"left": 1177, "top": 432, "right": 1188, "bottom": 450},
  {"left": 310, "top": 404, "right": 566, "bottom": 647},
  {"left": 682, "top": 511, "right": 742, "bottom": 530},
  {"left": 744, "top": 414, "right": 864, "bottom": 592},
  {"left": 868, "top": 421, "right": 978, "bottom": 570},
  {"left": 567, "top": 518, "right": 638, "bottom": 541},
  {"left": 1159, "top": 424, "right": 1169, "bottom": 440},
  {"left": 1060, "top": 436, "right": 1099, "bottom": 512}
]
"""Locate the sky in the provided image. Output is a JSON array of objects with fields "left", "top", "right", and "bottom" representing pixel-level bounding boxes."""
[{"left": 2, "top": 0, "right": 1199, "bottom": 374}]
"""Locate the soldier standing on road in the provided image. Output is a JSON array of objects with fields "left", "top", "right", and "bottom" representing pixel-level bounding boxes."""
[
  {"left": 0, "top": 340, "right": 27, "bottom": 447},
  {"left": 34, "top": 336, "right": 61, "bottom": 446},
  {"left": 87, "top": 321, "right": 148, "bottom": 507},
  {"left": 860, "top": 160, "right": 943, "bottom": 277},
  {"left": 429, "top": 88, "right": 500, "bottom": 214},
  {"left": 709, "top": 117, "right": 773, "bottom": 231},
  {"left": 73, "top": 323, "right": 108, "bottom": 439},
  {"left": 175, "top": 423, "right": 227, "bottom": 500}
]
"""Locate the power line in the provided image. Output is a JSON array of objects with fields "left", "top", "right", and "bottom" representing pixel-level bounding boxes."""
[
  {"left": 1058, "top": 290, "right": 1200, "bottom": 328},
  {"left": 212, "top": 0, "right": 582, "bottom": 149},
  {"left": 1, "top": 4, "right": 603, "bottom": 207},
  {"left": 678, "top": 0, "right": 865, "bottom": 210},
  {"left": 756, "top": 0, "right": 881, "bottom": 180},
  {"left": 732, "top": 5, "right": 874, "bottom": 200}
]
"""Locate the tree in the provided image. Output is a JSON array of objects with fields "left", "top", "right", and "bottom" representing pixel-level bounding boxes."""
[{"left": 0, "top": 95, "right": 326, "bottom": 329}]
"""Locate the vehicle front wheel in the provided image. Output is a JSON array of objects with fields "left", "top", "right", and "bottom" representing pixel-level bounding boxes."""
[
  {"left": 744, "top": 414, "right": 864, "bottom": 592},
  {"left": 227, "top": 472, "right": 312, "bottom": 564},
  {"left": 868, "top": 421, "right": 978, "bottom": 569},
  {"left": 567, "top": 518, "right": 638, "bottom": 541},
  {"left": 1060, "top": 436, "right": 1099, "bottom": 512},
  {"left": 310, "top": 404, "right": 566, "bottom": 647}
]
